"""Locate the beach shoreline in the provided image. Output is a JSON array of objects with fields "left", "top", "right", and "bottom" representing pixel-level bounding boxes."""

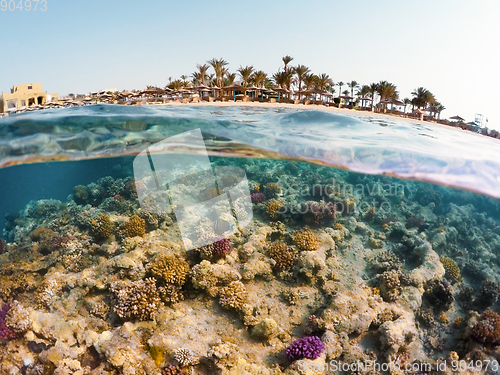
[{"left": 148, "top": 100, "right": 476, "bottom": 135}]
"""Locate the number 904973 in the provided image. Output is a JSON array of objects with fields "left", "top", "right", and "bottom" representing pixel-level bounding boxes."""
[{"left": 1, "top": 0, "right": 47, "bottom": 11}]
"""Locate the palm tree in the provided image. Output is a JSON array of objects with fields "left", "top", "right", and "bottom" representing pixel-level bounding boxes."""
[
  {"left": 403, "top": 98, "right": 412, "bottom": 117},
  {"left": 347, "top": 81, "right": 359, "bottom": 98},
  {"left": 316, "top": 73, "right": 334, "bottom": 91},
  {"left": 303, "top": 74, "right": 318, "bottom": 90},
  {"left": 294, "top": 65, "right": 310, "bottom": 100},
  {"left": 224, "top": 72, "right": 236, "bottom": 86},
  {"left": 435, "top": 102, "right": 445, "bottom": 119},
  {"left": 195, "top": 64, "right": 209, "bottom": 86},
  {"left": 336, "top": 81, "right": 344, "bottom": 99},
  {"left": 411, "top": 87, "right": 435, "bottom": 109},
  {"left": 252, "top": 70, "right": 267, "bottom": 88},
  {"left": 208, "top": 58, "right": 229, "bottom": 89},
  {"left": 180, "top": 75, "right": 188, "bottom": 86},
  {"left": 282, "top": 55, "right": 294, "bottom": 73},
  {"left": 237, "top": 66, "right": 254, "bottom": 87},
  {"left": 368, "top": 82, "right": 378, "bottom": 111},
  {"left": 376, "top": 81, "right": 398, "bottom": 113}
]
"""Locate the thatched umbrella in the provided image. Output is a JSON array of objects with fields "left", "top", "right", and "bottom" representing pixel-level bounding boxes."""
[
  {"left": 450, "top": 115, "right": 465, "bottom": 122},
  {"left": 245, "top": 85, "right": 261, "bottom": 102},
  {"left": 223, "top": 84, "right": 245, "bottom": 101}
]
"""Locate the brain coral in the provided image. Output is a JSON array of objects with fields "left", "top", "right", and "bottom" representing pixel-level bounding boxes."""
[
  {"left": 293, "top": 228, "right": 321, "bottom": 251},
  {"left": 218, "top": 280, "right": 248, "bottom": 310},
  {"left": 112, "top": 278, "right": 162, "bottom": 321},
  {"left": 118, "top": 214, "right": 146, "bottom": 238}
]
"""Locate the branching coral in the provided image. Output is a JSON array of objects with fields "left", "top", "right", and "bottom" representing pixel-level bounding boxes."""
[
  {"left": 251, "top": 192, "right": 266, "bottom": 203},
  {"left": 472, "top": 310, "right": 500, "bottom": 345},
  {"left": 266, "top": 199, "right": 284, "bottom": 220},
  {"left": 4, "top": 300, "right": 31, "bottom": 334},
  {"left": 285, "top": 336, "right": 324, "bottom": 361},
  {"left": 293, "top": 228, "right": 321, "bottom": 251},
  {"left": 117, "top": 214, "right": 146, "bottom": 238},
  {"left": 147, "top": 254, "right": 190, "bottom": 286},
  {"left": 163, "top": 365, "right": 185, "bottom": 375},
  {"left": 218, "top": 281, "right": 248, "bottom": 310},
  {"left": 112, "top": 278, "right": 162, "bottom": 321},
  {"left": 173, "top": 348, "right": 197, "bottom": 366},
  {"left": 268, "top": 241, "right": 296, "bottom": 271}
]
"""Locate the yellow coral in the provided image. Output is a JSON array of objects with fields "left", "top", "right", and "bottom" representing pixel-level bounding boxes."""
[
  {"left": 147, "top": 254, "right": 189, "bottom": 286},
  {"left": 293, "top": 228, "right": 321, "bottom": 251},
  {"left": 118, "top": 215, "right": 146, "bottom": 238},
  {"left": 266, "top": 199, "right": 284, "bottom": 220},
  {"left": 440, "top": 256, "right": 461, "bottom": 283},
  {"left": 149, "top": 345, "right": 165, "bottom": 367}
]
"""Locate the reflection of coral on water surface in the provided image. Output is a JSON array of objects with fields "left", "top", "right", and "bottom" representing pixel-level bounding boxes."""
[{"left": 2, "top": 157, "right": 500, "bottom": 374}]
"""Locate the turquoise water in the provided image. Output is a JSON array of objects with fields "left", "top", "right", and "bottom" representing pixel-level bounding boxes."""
[{"left": 1, "top": 105, "right": 500, "bottom": 374}]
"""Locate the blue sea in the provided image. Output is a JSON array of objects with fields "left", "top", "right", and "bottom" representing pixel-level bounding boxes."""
[{"left": 1, "top": 104, "right": 500, "bottom": 374}]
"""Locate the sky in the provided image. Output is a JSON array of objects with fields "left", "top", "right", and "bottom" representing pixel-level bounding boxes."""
[{"left": 0, "top": 0, "right": 499, "bottom": 128}]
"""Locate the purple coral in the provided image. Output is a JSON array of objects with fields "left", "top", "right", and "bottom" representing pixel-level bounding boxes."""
[
  {"left": 213, "top": 238, "right": 231, "bottom": 258},
  {"left": 285, "top": 336, "right": 324, "bottom": 361},
  {"left": 251, "top": 192, "right": 266, "bottom": 203},
  {"left": 0, "top": 303, "right": 16, "bottom": 341}
]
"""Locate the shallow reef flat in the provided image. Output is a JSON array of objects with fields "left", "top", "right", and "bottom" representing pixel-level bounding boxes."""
[{"left": 2, "top": 157, "right": 500, "bottom": 374}]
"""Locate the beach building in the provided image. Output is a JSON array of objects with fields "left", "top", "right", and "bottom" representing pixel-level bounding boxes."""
[{"left": 0, "top": 83, "right": 58, "bottom": 113}]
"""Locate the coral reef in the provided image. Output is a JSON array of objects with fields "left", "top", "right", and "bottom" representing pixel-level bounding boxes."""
[
  {"left": 293, "top": 228, "right": 321, "bottom": 251},
  {"left": 117, "top": 214, "right": 146, "bottom": 238},
  {"left": 266, "top": 199, "right": 284, "bottom": 220},
  {"left": 0, "top": 303, "right": 16, "bottom": 340},
  {"left": 90, "top": 213, "right": 114, "bottom": 240},
  {"left": 285, "top": 336, "right": 324, "bottom": 361},
  {"left": 251, "top": 192, "right": 266, "bottom": 203},
  {"left": 173, "top": 347, "right": 197, "bottom": 366},
  {"left": 198, "top": 238, "right": 231, "bottom": 260},
  {"left": 440, "top": 256, "right": 461, "bottom": 283},
  {"left": 472, "top": 310, "right": 500, "bottom": 345},
  {"left": 147, "top": 253, "right": 189, "bottom": 286},
  {"left": 2, "top": 158, "right": 500, "bottom": 374},
  {"left": 112, "top": 278, "right": 162, "bottom": 320},
  {"left": 218, "top": 280, "right": 248, "bottom": 310},
  {"left": 268, "top": 241, "right": 296, "bottom": 271}
]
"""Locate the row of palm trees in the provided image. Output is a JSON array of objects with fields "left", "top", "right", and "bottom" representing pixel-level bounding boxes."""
[{"left": 162, "top": 55, "right": 445, "bottom": 119}]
